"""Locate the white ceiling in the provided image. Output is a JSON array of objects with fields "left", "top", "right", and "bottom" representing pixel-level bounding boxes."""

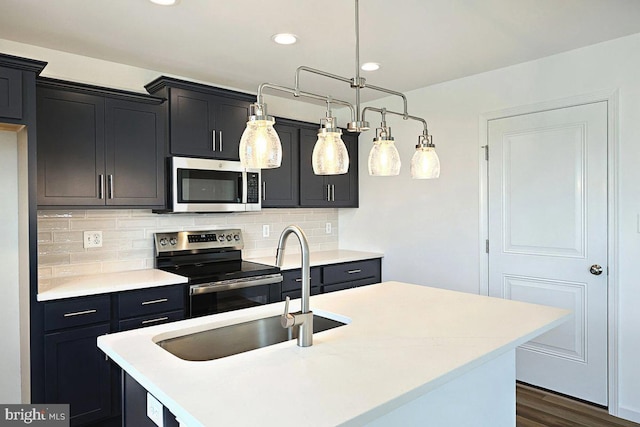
[{"left": 2, "top": 0, "right": 640, "bottom": 103}]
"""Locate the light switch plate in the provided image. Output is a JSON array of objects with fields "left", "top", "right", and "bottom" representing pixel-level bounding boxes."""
[
  {"left": 83, "top": 231, "right": 102, "bottom": 248},
  {"left": 147, "top": 392, "right": 164, "bottom": 427},
  {"left": 262, "top": 224, "right": 270, "bottom": 238}
]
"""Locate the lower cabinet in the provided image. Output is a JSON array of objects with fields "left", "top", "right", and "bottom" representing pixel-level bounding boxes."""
[
  {"left": 39, "top": 285, "right": 186, "bottom": 427},
  {"left": 280, "top": 258, "right": 382, "bottom": 301},
  {"left": 44, "top": 324, "right": 113, "bottom": 426}
]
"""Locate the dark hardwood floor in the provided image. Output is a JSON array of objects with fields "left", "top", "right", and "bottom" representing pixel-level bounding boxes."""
[{"left": 516, "top": 383, "right": 639, "bottom": 427}]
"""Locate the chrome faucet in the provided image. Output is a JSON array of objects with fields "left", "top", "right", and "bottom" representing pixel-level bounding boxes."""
[{"left": 276, "top": 225, "right": 313, "bottom": 347}]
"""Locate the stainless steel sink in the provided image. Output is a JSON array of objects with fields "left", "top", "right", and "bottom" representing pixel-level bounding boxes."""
[{"left": 156, "top": 314, "right": 346, "bottom": 361}]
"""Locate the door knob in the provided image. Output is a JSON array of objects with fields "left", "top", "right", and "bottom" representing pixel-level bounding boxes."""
[{"left": 590, "top": 264, "right": 603, "bottom": 276}]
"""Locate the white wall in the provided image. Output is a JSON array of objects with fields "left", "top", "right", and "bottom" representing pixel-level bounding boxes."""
[
  {"left": 0, "top": 130, "right": 22, "bottom": 402},
  {"left": 339, "top": 33, "right": 640, "bottom": 420}
]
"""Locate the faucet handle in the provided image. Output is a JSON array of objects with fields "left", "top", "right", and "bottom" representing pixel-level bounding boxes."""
[{"left": 281, "top": 296, "right": 295, "bottom": 328}]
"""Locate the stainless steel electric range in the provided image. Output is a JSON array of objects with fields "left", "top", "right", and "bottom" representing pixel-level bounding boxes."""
[{"left": 154, "top": 229, "right": 282, "bottom": 318}]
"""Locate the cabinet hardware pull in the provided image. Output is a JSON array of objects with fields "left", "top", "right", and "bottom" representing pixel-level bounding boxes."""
[
  {"left": 141, "top": 298, "right": 168, "bottom": 305},
  {"left": 98, "top": 175, "right": 104, "bottom": 199},
  {"left": 327, "top": 184, "right": 331, "bottom": 202},
  {"left": 64, "top": 309, "right": 97, "bottom": 317},
  {"left": 212, "top": 129, "right": 216, "bottom": 151},
  {"left": 108, "top": 175, "right": 114, "bottom": 199},
  {"left": 262, "top": 181, "right": 266, "bottom": 201},
  {"left": 347, "top": 269, "right": 362, "bottom": 274},
  {"left": 331, "top": 184, "right": 335, "bottom": 202},
  {"left": 219, "top": 131, "right": 223, "bottom": 152},
  {"left": 141, "top": 316, "right": 169, "bottom": 325},
  {"left": 295, "top": 278, "right": 312, "bottom": 282}
]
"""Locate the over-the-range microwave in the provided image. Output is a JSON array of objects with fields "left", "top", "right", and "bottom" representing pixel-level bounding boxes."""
[{"left": 165, "top": 156, "right": 261, "bottom": 213}]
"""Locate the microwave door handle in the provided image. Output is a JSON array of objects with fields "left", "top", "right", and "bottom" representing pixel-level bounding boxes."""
[{"left": 240, "top": 174, "right": 246, "bottom": 203}]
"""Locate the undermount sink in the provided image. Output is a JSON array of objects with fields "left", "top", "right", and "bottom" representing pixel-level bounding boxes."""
[{"left": 156, "top": 314, "right": 346, "bottom": 361}]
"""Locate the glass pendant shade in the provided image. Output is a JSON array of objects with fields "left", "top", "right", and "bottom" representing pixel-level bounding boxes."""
[
  {"left": 312, "top": 131, "right": 349, "bottom": 175},
  {"left": 239, "top": 119, "right": 282, "bottom": 169},
  {"left": 410, "top": 146, "right": 440, "bottom": 179},
  {"left": 368, "top": 139, "right": 401, "bottom": 176}
]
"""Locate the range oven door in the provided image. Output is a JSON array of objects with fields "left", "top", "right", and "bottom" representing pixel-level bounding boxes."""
[{"left": 188, "top": 274, "right": 282, "bottom": 318}]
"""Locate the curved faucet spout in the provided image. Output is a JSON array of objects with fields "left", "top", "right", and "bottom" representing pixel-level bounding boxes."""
[{"left": 276, "top": 225, "right": 313, "bottom": 347}]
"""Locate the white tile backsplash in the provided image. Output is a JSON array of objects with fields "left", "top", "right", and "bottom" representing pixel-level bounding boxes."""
[{"left": 37, "top": 208, "right": 339, "bottom": 279}]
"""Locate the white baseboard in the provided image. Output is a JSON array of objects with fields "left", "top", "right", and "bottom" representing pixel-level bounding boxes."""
[{"left": 617, "top": 406, "right": 640, "bottom": 423}]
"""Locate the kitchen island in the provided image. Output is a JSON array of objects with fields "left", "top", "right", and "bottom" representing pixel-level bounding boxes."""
[{"left": 98, "top": 281, "right": 569, "bottom": 426}]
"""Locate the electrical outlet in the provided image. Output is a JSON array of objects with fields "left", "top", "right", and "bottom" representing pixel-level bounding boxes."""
[
  {"left": 146, "top": 392, "right": 164, "bottom": 427},
  {"left": 262, "top": 224, "right": 270, "bottom": 238},
  {"left": 83, "top": 231, "right": 103, "bottom": 248},
  {"left": 326, "top": 222, "right": 332, "bottom": 234}
]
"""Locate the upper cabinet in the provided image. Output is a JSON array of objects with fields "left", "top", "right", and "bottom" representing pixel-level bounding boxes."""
[
  {"left": 145, "top": 77, "right": 254, "bottom": 160},
  {"left": 299, "top": 128, "right": 359, "bottom": 208},
  {"left": 0, "top": 53, "right": 46, "bottom": 124},
  {"left": 261, "top": 119, "right": 301, "bottom": 208},
  {"left": 37, "top": 79, "right": 166, "bottom": 208}
]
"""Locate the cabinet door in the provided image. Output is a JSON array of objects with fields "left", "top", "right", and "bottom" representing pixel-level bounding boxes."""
[
  {"left": 327, "top": 132, "right": 359, "bottom": 207},
  {"left": 105, "top": 98, "right": 166, "bottom": 207},
  {"left": 262, "top": 123, "right": 300, "bottom": 207},
  {"left": 169, "top": 88, "right": 216, "bottom": 157},
  {"left": 44, "top": 324, "right": 112, "bottom": 425},
  {"left": 299, "top": 127, "right": 330, "bottom": 206},
  {"left": 0, "top": 66, "right": 22, "bottom": 119},
  {"left": 212, "top": 96, "right": 250, "bottom": 160},
  {"left": 37, "top": 88, "right": 106, "bottom": 206}
]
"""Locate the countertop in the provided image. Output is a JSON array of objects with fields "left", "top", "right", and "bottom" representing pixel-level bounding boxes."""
[
  {"left": 97, "top": 281, "right": 569, "bottom": 427},
  {"left": 38, "top": 250, "right": 383, "bottom": 301},
  {"left": 247, "top": 249, "right": 383, "bottom": 270},
  {"left": 37, "top": 269, "right": 188, "bottom": 302}
]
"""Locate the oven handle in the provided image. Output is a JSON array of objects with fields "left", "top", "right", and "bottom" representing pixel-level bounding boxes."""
[{"left": 189, "top": 273, "right": 283, "bottom": 296}]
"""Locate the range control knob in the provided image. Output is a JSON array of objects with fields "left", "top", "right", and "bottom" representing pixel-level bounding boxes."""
[
  {"left": 234, "top": 234, "right": 240, "bottom": 241},
  {"left": 159, "top": 238, "right": 168, "bottom": 246},
  {"left": 226, "top": 234, "right": 232, "bottom": 242},
  {"left": 169, "top": 237, "right": 177, "bottom": 246}
]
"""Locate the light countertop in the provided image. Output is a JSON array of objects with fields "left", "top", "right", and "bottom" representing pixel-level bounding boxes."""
[
  {"left": 97, "top": 281, "right": 569, "bottom": 427},
  {"left": 37, "top": 269, "right": 188, "bottom": 302},
  {"left": 247, "top": 249, "right": 383, "bottom": 270}
]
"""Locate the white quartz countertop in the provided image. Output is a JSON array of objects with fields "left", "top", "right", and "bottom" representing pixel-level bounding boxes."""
[
  {"left": 247, "top": 249, "right": 383, "bottom": 270},
  {"left": 38, "top": 269, "right": 188, "bottom": 301},
  {"left": 97, "top": 281, "right": 569, "bottom": 427}
]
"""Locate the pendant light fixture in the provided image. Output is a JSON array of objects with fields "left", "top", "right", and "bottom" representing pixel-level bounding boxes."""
[{"left": 240, "top": 0, "right": 441, "bottom": 180}]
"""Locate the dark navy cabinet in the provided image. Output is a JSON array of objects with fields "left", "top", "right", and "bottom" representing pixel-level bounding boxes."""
[
  {"left": 36, "top": 79, "right": 166, "bottom": 208},
  {"left": 0, "top": 66, "right": 23, "bottom": 119},
  {"left": 0, "top": 53, "right": 46, "bottom": 123},
  {"left": 261, "top": 120, "right": 301, "bottom": 207},
  {"left": 145, "top": 76, "right": 254, "bottom": 161},
  {"left": 299, "top": 128, "right": 359, "bottom": 207}
]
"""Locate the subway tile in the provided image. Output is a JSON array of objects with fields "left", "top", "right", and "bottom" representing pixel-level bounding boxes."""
[
  {"left": 101, "top": 259, "right": 145, "bottom": 273},
  {"left": 52, "top": 231, "right": 84, "bottom": 243},
  {"left": 103, "top": 229, "right": 146, "bottom": 241},
  {"left": 70, "top": 219, "right": 117, "bottom": 230},
  {"left": 157, "top": 216, "right": 196, "bottom": 227},
  {"left": 118, "top": 248, "right": 154, "bottom": 260},
  {"left": 86, "top": 209, "right": 132, "bottom": 218},
  {"left": 37, "top": 210, "right": 87, "bottom": 219},
  {"left": 37, "top": 232, "right": 53, "bottom": 243},
  {"left": 116, "top": 218, "right": 158, "bottom": 229},
  {"left": 38, "top": 253, "right": 70, "bottom": 266},
  {"left": 70, "top": 251, "right": 119, "bottom": 264},
  {"left": 38, "top": 267, "right": 53, "bottom": 280},
  {"left": 131, "top": 209, "right": 155, "bottom": 217},
  {"left": 38, "top": 219, "right": 70, "bottom": 232},
  {"left": 38, "top": 242, "right": 85, "bottom": 255},
  {"left": 53, "top": 262, "right": 104, "bottom": 277}
]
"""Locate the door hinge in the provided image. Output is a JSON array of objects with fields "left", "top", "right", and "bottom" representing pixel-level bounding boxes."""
[
  {"left": 484, "top": 145, "right": 489, "bottom": 161},
  {"left": 485, "top": 239, "right": 489, "bottom": 253}
]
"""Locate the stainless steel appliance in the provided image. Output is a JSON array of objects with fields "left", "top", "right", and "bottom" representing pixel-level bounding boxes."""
[
  {"left": 168, "top": 156, "right": 261, "bottom": 213},
  {"left": 154, "top": 229, "right": 282, "bottom": 317}
]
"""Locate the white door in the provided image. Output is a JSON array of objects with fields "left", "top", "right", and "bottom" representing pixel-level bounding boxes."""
[{"left": 487, "top": 101, "right": 608, "bottom": 405}]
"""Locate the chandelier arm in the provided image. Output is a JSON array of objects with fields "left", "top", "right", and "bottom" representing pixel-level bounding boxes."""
[
  {"left": 362, "top": 106, "right": 429, "bottom": 135},
  {"left": 256, "top": 82, "right": 356, "bottom": 123}
]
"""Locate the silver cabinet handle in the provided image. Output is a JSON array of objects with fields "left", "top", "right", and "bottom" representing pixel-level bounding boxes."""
[
  {"left": 219, "top": 131, "right": 223, "bottom": 152},
  {"left": 331, "top": 184, "right": 336, "bottom": 202},
  {"left": 64, "top": 309, "right": 97, "bottom": 317},
  {"left": 347, "top": 269, "right": 362, "bottom": 274},
  {"left": 327, "top": 184, "right": 331, "bottom": 202},
  {"left": 295, "top": 278, "right": 312, "bottom": 283},
  {"left": 262, "top": 181, "right": 267, "bottom": 201},
  {"left": 212, "top": 129, "right": 216, "bottom": 151},
  {"left": 108, "top": 175, "right": 114, "bottom": 199},
  {"left": 98, "top": 175, "right": 104, "bottom": 199},
  {"left": 141, "top": 316, "right": 169, "bottom": 325},
  {"left": 141, "top": 298, "right": 168, "bottom": 305}
]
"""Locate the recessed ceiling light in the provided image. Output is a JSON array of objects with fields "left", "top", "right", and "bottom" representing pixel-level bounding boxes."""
[
  {"left": 361, "top": 62, "right": 380, "bottom": 71},
  {"left": 149, "top": 0, "right": 179, "bottom": 5},
  {"left": 272, "top": 33, "right": 298, "bottom": 45}
]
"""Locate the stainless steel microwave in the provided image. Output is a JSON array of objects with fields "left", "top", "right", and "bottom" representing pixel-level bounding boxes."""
[{"left": 169, "top": 156, "right": 261, "bottom": 213}]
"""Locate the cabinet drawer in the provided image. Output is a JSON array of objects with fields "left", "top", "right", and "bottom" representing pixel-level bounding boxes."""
[
  {"left": 322, "top": 259, "right": 381, "bottom": 285},
  {"left": 118, "top": 310, "right": 184, "bottom": 332},
  {"left": 281, "top": 267, "right": 322, "bottom": 292},
  {"left": 119, "top": 285, "right": 185, "bottom": 319},
  {"left": 323, "top": 277, "right": 379, "bottom": 294},
  {"left": 44, "top": 295, "right": 111, "bottom": 332}
]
